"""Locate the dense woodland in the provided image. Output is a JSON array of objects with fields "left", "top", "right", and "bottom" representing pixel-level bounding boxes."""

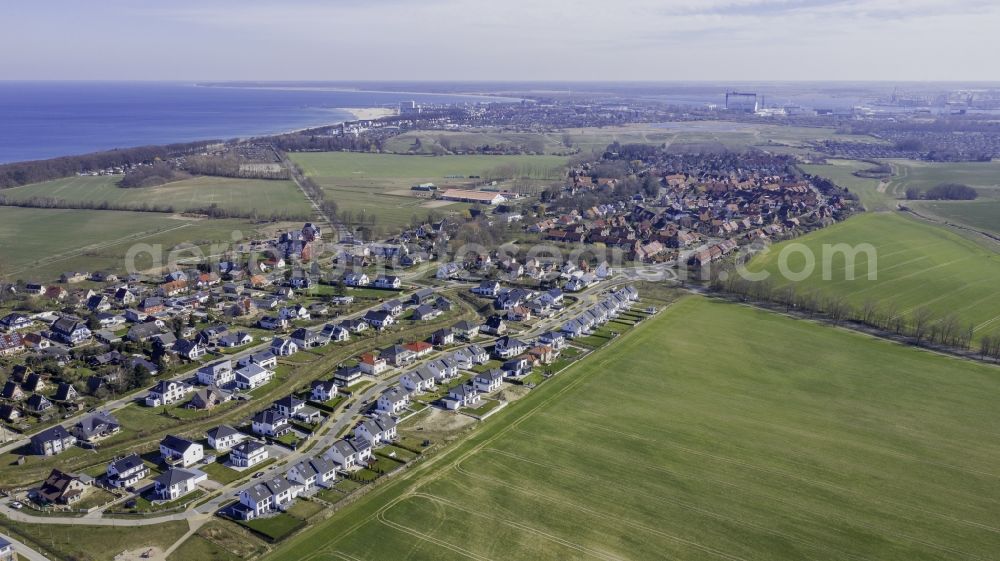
[{"left": 0, "top": 140, "right": 217, "bottom": 189}]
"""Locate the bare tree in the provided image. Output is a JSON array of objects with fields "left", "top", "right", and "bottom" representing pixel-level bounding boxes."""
[{"left": 911, "top": 306, "right": 935, "bottom": 345}]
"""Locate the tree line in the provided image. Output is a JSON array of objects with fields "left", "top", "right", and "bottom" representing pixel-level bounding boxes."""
[
  {"left": 706, "top": 268, "right": 999, "bottom": 361},
  {"left": 0, "top": 140, "right": 218, "bottom": 189},
  {"left": 0, "top": 195, "right": 310, "bottom": 222}
]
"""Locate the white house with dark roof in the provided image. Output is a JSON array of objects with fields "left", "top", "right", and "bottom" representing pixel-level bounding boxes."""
[
  {"left": 239, "top": 350, "right": 278, "bottom": 370},
  {"left": 197, "top": 360, "right": 234, "bottom": 387},
  {"left": 354, "top": 415, "right": 397, "bottom": 445},
  {"left": 311, "top": 379, "right": 339, "bottom": 402},
  {"left": 153, "top": 468, "right": 205, "bottom": 501},
  {"left": 373, "top": 275, "right": 401, "bottom": 290},
  {"left": 236, "top": 475, "right": 301, "bottom": 520},
  {"left": 285, "top": 456, "right": 337, "bottom": 492},
  {"left": 71, "top": 411, "right": 120, "bottom": 444},
  {"left": 159, "top": 435, "right": 204, "bottom": 467},
  {"left": 376, "top": 387, "right": 410, "bottom": 414},
  {"left": 252, "top": 410, "right": 290, "bottom": 437},
  {"left": 473, "top": 370, "right": 504, "bottom": 394},
  {"left": 145, "top": 380, "right": 193, "bottom": 407},
  {"left": 106, "top": 454, "right": 149, "bottom": 488},
  {"left": 443, "top": 384, "right": 481, "bottom": 410},
  {"left": 206, "top": 425, "right": 245, "bottom": 451},
  {"left": 325, "top": 437, "right": 373, "bottom": 468},
  {"left": 235, "top": 363, "right": 273, "bottom": 390},
  {"left": 493, "top": 336, "right": 528, "bottom": 359},
  {"left": 400, "top": 368, "right": 436, "bottom": 394},
  {"left": 230, "top": 440, "right": 269, "bottom": 468}
]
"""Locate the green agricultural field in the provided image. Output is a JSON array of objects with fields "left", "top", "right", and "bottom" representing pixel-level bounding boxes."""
[
  {"left": 800, "top": 159, "right": 895, "bottom": 211},
  {"left": 746, "top": 212, "right": 1000, "bottom": 337},
  {"left": 886, "top": 159, "right": 1000, "bottom": 199},
  {"left": 270, "top": 296, "right": 1000, "bottom": 561},
  {"left": 289, "top": 152, "right": 569, "bottom": 228},
  {"left": 0, "top": 207, "right": 262, "bottom": 281},
  {"left": 1, "top": 174, "right": 311, "bottom": 217},
  {"left": 910, "top": 199, "right": 1000, "bottom": 236}
]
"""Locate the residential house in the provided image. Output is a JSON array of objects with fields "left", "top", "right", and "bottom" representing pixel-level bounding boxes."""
[
  {"left": 270, "top": 337, "right": 299, "bottom": 356},
  {"left": 236, "top": 475, "right": 301, "bottom": 519},
  {"left": 376, "top": 387, "right": 410, "bottom": 414},
  {"left": 403, "top": 341, "right": 433, "bottom": 357},
  {"left": 71, "top": 411, "right": 120, "bottom": 444},
  {"left": 218, "top": 331, "right": 253, "bottom": 348},
  {"left": 35, "top": 469, "right": 86, "bottom": 504},
  {"left": 538, "top": 331, "right": 566, "bottom": 350},
  {"left": 106, "top": 454, "right": 149, "bottom": 488},
  {"left": 354, "top": 415, "right": 397, "bottom": 445},
  {"left": 1, "top": 381, "right": 25, "bottom": 402},
  {"left": 160, "top": 435, "right": 204, "bottom": 467},
  {"left": 231, "top": 440, "right": 269, "bottom": 468},
  {"left": 0, "top": 334, "right": 24, "bottom": 356},
  {"left": 466, "top": 344, "right": 490, "bottom": 365},
  {"left": 310, "top": 379, "right": 339, "bottom": 402},
  {"left": 30, "top": 426, "right": 77, "bottom": 455},
  {"left": 235, "top": 363, "right": 273, "bottom": 390},
  {"left": 373, "top": 275, "right": 401, "bottom": 290},
  {"left": 50, "top": 316, "right": 91, "bottom": 346},
  {"left": 0, "top": 313, "right": 32, "bottom": 332},
  {"left": 472, "top": 280, "right": 500, "bottom": 297},
  {"left": 321, "top": 323, "right": 349, "bottom": 343},
  {"left": 145, "top": 380, "right": 193, "bottom": 407},
  {"left": 412, "top": 304, "right": 441, "bottom": 321},
  {"left": 239, "top": 350, "right": 278, "bottom": 370},
  {"left": 197, "top": 360, "right": 234, "bottom": 387},
  {"left": 285, "top": 456, "right": 337, "bottom": 491},
  {"left": 291, "top": 327, "right": 325, "bottom": 349},
  {"left": 259, "top": 316, "right": 289, "bottom": 330},
  {"left": 378, "top": 301, "right": 402, "bottom": 320},
  {"left": 442, "top": 384, "right": 481, "bottom": 410},
  {"left": 431, "top": 328, "right": 454, "bottom": 347},
  {"left": 400, "top": 368, "right": 436, "bottom": 394},
  {"left": 502, "top": 356, "right": 531, "bottom": 379},
  {"left": 153, "top": 468, "right": 205, "bottom": 501},
  {"left": 188, "top": 386, "right": 231, "bottom": 410},
  {"left": 24, "top": 394, "right": 53, "bottom": 414},
  {"left": 325, "top": 437, "right": 373, "bottom": 469},
  {"left": 473, "top": 370, "right": 504, "bottom": 394},
  {"left": 381, "top": 344, "right": 415, "bottom": 367},
  {"left": 493, "top": 336, "right": 528, "bottom": 359},
  {"left": 481, "top": 315, "right": 507, "bottom": 336},
  {"left": 206, "top": 424, "right": 245, "bottom": 451},
  {"left": 340, "top": 318, "right": 368, "bottom": 333},
  {"left": 359, "top": 352, "right": 388, "bottom": 375},
  {"left": 172, "top": 339, "right": 207, "bottom": 360},
  {"left": 252, "top": 410, "right": 290, "bottom": 437},
  {"left": 363, "top": 310, "right": 394, "bottom": 330}
]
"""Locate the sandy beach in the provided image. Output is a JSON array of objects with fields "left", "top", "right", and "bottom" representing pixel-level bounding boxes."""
[{"left": 339, "top": 107, "right": 398, "bottom": 121}]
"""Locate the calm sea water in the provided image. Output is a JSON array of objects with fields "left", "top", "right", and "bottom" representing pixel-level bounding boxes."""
[{"left": 0, "top": 82, "right": 507, "bottom": 164}]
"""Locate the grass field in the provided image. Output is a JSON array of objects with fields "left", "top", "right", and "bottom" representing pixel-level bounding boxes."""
[
  {"left": 384, "top": 123, "right": 883, "bottom": 157},
  {"left": 0, "top": 518, "right": 189, "bottom": 561},
  {"left": 289, "top": 152, "right": 568, "bottom": 228},
  {"left": 800, "top": 159, "right": 894, "bottom": 211},
  {"left": 746, "top": 212, "right": 1000, "bottom": 338},
  {"left": 269, "top": 296, "right": 1000, "bottom": 561},
  {"left": 1, "top": 175, "right": 311, "bottom": 217},
  {"left": 886, "top": 159, "right": 1000, "bottom": 198},
  {"left": 0, "top": 207, "right": 263, "bottom": 281},
  {"left": 909, "top": 199, "right": 1000, "bottom": 236}
]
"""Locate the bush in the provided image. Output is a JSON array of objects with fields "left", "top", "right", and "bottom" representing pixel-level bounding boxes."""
[{"left": 924, "top": 183, "right": 978, "bottom": 200}]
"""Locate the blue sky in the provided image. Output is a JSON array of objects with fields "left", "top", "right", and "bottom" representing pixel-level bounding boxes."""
[{"left": 3, "top": 0, "right": 997, "bottom": 81}]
